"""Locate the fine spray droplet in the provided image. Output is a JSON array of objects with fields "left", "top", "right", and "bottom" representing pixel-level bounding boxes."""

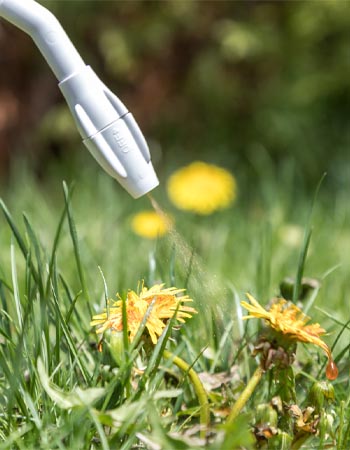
[{"left": 326, "top": 359, "right": 338, "bottom": 381}]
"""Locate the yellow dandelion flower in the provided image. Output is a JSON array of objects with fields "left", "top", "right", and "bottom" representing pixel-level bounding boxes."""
[
  {"left": 131, "top": 210, "right": 169, "bottom": 239},
  {"left": 91, "top": 283, "right": 196, "bottom": 345},
  {"left": 167, "top": 161, "right": 236, "bottom": 215},
  {"left": 241, "top": 293, "right": 338, "bottom": 380}
]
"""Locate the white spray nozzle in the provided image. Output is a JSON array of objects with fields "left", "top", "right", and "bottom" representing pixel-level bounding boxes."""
[{"left": 0, "top": 0, "right": 159, "bottom": 198}]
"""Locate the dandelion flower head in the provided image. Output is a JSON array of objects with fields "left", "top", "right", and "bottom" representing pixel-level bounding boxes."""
[
  {"left": 131, "top": 210, "right": 169, "bottom": 239},
  {"left": 241, "top": 293, "right": 338, "bottom": 380},
  {"left": 91, "top": 283, "right": 196, "bottom": 344},
  {"left": 167, "top": 161, "right": 236, "bottom": 215}
]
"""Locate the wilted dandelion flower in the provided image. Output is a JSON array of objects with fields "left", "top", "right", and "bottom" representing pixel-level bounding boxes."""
[
  {"left": 91, "top": 283, "right": 196, "bottom": 344},
  {"left": 241, "top": 293, "right": 338, "bottom": 380},
  {"left": 167, "top": 161, "right": 236, "bottom": 215},
  {"left": 131, "top": 210, "right": 169, "bottom": 239}
]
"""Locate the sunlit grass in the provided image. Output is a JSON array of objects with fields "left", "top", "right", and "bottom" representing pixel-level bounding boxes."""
[{"left": 0, "top": 158, "right": 350, "bottom": 449}]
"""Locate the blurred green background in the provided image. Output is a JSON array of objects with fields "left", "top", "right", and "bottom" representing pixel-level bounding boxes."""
[{"left": 1, "top": 0, "right": 350, "bottom": 192}]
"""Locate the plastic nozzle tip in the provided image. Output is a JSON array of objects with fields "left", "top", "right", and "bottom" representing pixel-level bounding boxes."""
[{"left": 127, "top": 162, "right": 159, "bottom": 199}]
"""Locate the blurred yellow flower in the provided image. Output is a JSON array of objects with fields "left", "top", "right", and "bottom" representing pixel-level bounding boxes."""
[
  {"left": 167, "top": 161, "right": 236, "bottom": 215},
  {"left": 131, "top": 210, "right": 169, "bottom": 239},
  {"left": 91, "top": 283, "right": 196, "bottom": 344},
  {"left": 241, "top": 294, "right": 338, "bottom": 380}
]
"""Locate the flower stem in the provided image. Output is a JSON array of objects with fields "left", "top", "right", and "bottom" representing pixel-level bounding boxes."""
[
  {"left": 226, "top": 365, "right": 264, "bottom": 425},
  {"left": 291, "top": 433, "right": 311, "bottom": 450},
  {"left": 163, "top": 350, "right": 209, "bottom": 438}
]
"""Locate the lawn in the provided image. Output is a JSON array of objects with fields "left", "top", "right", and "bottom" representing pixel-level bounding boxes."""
[{"left": 0, "top": 156, "right": 350, "bottom": 449}]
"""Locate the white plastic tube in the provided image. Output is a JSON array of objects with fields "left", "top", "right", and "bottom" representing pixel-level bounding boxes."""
[{"left": 0, "top": 0, "right": 159, "bottom": 198}]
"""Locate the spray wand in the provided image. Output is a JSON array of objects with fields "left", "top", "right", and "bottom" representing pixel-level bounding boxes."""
[{"left": 0, "top": 0, "right": 159, "bottom": 198}]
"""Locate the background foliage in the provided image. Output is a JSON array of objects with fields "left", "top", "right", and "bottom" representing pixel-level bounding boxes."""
[{"left": 0, "top": 1, "right": 350, "bottom": 188}]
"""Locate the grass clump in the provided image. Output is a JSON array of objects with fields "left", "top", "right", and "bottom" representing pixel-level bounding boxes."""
[{"left": 0, "top": 161, "right": 350, "bottom": 449}]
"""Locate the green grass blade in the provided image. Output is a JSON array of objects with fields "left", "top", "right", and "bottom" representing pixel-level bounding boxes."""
[
  {"left": 0, "top": 278, "right": 14, "bottom": 295},
  {"left": 45, "top": 192, "right": 71, "bottom": 297},
  {"left": 292, "top": 228, "right": 312, "bottom": 303},
  {"left": 129, "top": 302, "right": 156, "bottom": 356},
  {"left": 59, "top": 274, "right": 84, "bottom": 333},
  {"left": 23, "top": 213, "right": 44, "bottom": 297},
  {"left": 65, "top": 290, "right": 83, "bottom": 325},
  {"left": 293, "top": 173, "right": 326, "bottom": 303},
  {"left": 10, "top": 239, "right": 23, "bottom": 331},
  {"left": 121, "top": 295, "right": 129, "bottom": 355},
  {"left": 98, "top": 265, "right": 109, "bottom": 315},
  {"left": 89, "top": 409, "right": 110, "bottom": 450},
  {"left": 50, "top": 279, "right": 90, "bottom": 384},
  {"left": 0, "top": 199, "right": 28, "bottom": 259},
  {"left": 62, "top": 181, "right": 90, "bottom": 304},
  {"left": 231, "top": 284, "right": 250, "bottom": 378},
  {"left": 0, "top": 199, "right": 39, "bottom": 285},
  {"left": 137, "top": 305, "right": 180, "bottom": 396}
]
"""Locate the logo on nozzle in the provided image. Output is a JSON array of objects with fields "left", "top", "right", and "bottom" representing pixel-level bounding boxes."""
[{"left": 113, "top": 128, "right": 130, "bottom": 153}]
